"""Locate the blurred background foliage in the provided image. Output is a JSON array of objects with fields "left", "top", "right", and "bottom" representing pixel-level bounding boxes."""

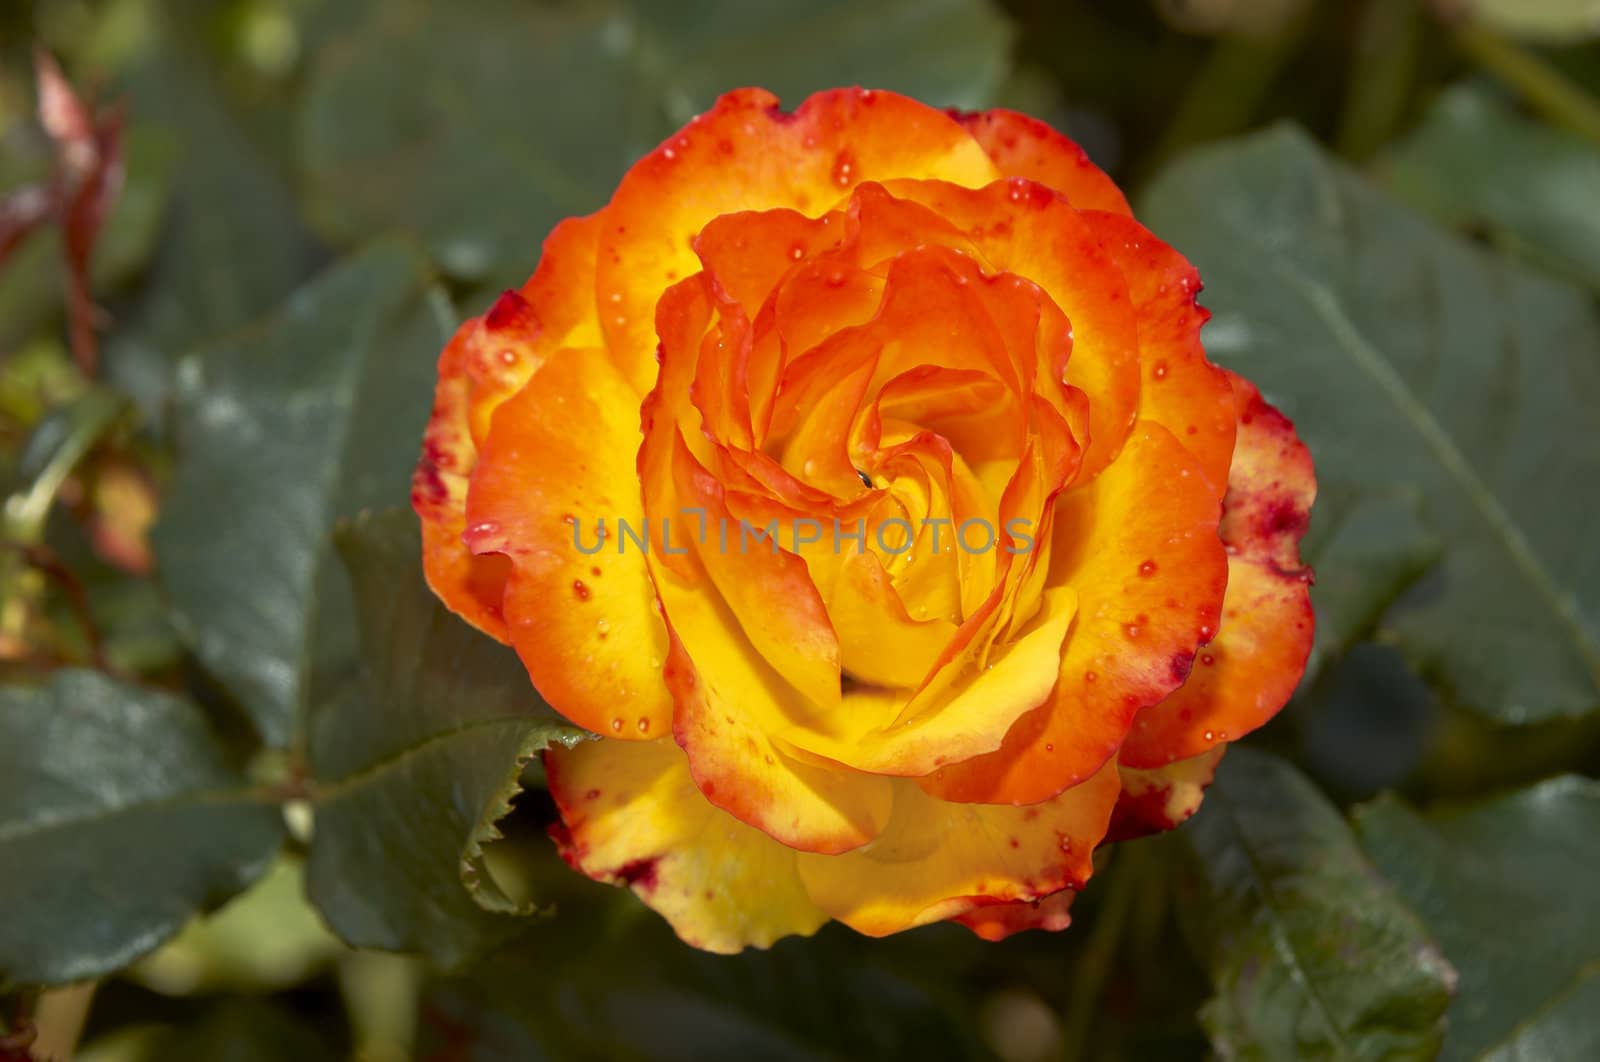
[{"left": 2, "top": 0, "right": 1600, "bottom": 1059}]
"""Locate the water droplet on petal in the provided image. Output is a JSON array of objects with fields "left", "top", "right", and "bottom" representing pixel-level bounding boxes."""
[
  {"left": 637, "top": 717, "right": 651, "bottom": 734},
  {"left": 610, "top": 717, "right": 624, "bottom": 733}
]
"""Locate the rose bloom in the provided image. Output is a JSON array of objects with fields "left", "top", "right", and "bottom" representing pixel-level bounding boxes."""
[{"left": 413, "top": 89, "right": 1314, "bottom": 951}]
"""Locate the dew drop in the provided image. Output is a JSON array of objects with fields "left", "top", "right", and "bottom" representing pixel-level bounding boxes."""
[
  {"left": 467, "top": 520, "right": 500, "bottom": 537},
  {"left": 1201, "top": 653, "right": 1216, "bottom": 666},
  {"left": 596, "top": 618, "right": 611, "bottom": 636},
  {"left": 1044, "top": 743, "right": 1054, "bottom": 752},
  {"left": 831, "top": 152, "right": 855, "bottom": 186},
  {"left": 1152, "top": 360, "right": 1169, "bottom": 380},
  {"left": 637, "top": 717, "right": 651, "bottom": 734},
  {"left": 1203, "top": 729, "right": 1215, "bottom": 741},
  {"left": 1084, "top": 670, "right": 1098, "bottom": 683},
  {"left": 1124, "top": 623, "right": 1142, "bottom": 639},
  {"left": 610, "top": 717, "right": 624, "bottom": 733},
  {"left": 789, "top": 242, "right": 805, "bottom": 260},
  {"left": 497, "top": 348, "right": 518, "bottom": 365},
  {"left": 1138, "top": 559, "right": 1158, "bottom": 578},
  {"left": 572, "top": 579, "right": 591, "bottom": 601}
]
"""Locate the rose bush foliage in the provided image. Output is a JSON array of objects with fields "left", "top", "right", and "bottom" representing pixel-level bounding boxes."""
[{"left": 412, "top": 88, "right": 1316, "bottom": 952}]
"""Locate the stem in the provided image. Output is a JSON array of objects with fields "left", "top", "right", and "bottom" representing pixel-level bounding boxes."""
[
  {"left": 1141, "top": 5, "right": 1318, "bottom": 180},
  {"left": 1059, "top": 848, "right": 1144, "bottom": 1061},
  {"left": 2, "top": 387, "right": 129, "bottom": 545},
  {"left": 29, "top": 983, "right": 97, "bottom": 1062},
  {"left": 6, "top": 542, "right": 108, "bottom": 669},
  {"left": 1455, "top": 22, "right": 1600, "bottom": 148},
  {"left": 1336, "top": 0, "right": 1422, "bottom": 161},
  {"left": 0, "top": 988, "right": 38, "bottom": 1054}
]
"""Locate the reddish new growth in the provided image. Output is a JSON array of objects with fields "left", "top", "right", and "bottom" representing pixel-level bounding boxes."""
[{"left": 0, "top": 49, "right": 126, "bottom": 375}]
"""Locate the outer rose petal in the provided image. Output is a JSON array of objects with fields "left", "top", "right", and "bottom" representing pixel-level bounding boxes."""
[
  {"left": 955, "top": 109, "right": 1131, "bottom": 216},
  {"left": 465, "top": 345, "right": 673, "bottom": 739},
  {"left": 546, "top": 738, "right": 828, "bottom": 953},
  {"left": 955, "top": 889, "right": 1077, "bottom": 942},
  {"left": 1119, "top": 375, "right": 1316, "bottom": 767},
  {"left": 1106, "top": 746, "right": 1226, "bottom": 841},
  {"left": 414, "top": 212, "right": 605, "bottom": 639},
  {"left": 924, "top": 423, "right": 1228, "bottom": 805},
  {"left": 795, "top": 760, "right": 1119, "bottom": 937},
  {"left": 1086, "top": 210, "right": 1236, "bottom": 497},
  {"left": 596, "top": 88, "right": 1000, "bottom": 393},
  {"left": 414, "top": 319, "right": 512, "bottom": 640}
]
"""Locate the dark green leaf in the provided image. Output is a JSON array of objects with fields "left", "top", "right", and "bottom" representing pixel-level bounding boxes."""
[
  {"left": 429, "top": 916, "right": 995, "bottom": 1061},
  {"left": 1483, "top": 965, "right": 1600, "bottom": 1061},
  {"left": 1355, "top": 776, "right": 1600, "bottom": 1060},
  {"left": 634, "top": 0, "right": 1013, "bottom": 124},
  {"left": 101, "top": 16, "right": 324, "bottom": 418},
  {"left": 304, "top": 509, "right": 586, "bottom": 969},
  {"left": 153, "top": 241, "right": 451, "bottom": 748},
  {"left": 1141, "top": 126, "right": 1600, "bottom": 725},
  {"left": 0, "top": 671, "right": 282, "bottom": 986},
  {"left": 1381, "top": 83, "right": 1600, "bottom": 290},
  {"left": 294, "top": 0, "right": 1012, "bottom": 285},
  {"left": 1180, "top": 748, "right": 1454, "bottom": 1060}
]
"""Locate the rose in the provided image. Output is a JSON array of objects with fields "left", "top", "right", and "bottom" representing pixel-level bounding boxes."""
[{"left": 412, "top": 88, "right": 1315, "bottom": 952}]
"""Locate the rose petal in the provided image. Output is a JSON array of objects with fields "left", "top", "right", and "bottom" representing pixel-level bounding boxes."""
[
  {"left": 1087, "top": 210, "right": 1236, "bottom": 497},
  {"left": 413, "top": 212, "right": 605, "bottom": 638},
  {"left": 546, "top": 737, "right": 828, "bottom": 953},
  {"left": 597, "top": 88, "right": 1000, "bottom": 394},
  {"left": 954, "top": 889, "right": 1077, "bottom": 941},
  {"left": 793, "top": 759, "right": 1118, "bottom": 937},
  {"left": 1107, "top": 746, "right": 1226, "bottom": 841},
  {"left": 923, "top": 422, "right": 1227, "bottom": 805},
  {"left": 1119, "top": 374, "right": 1316, "bottom": 766},
  {"left": 465, "top": 343, "right": 673, "bottom": 739},
  {"left": 954, "top": 108, "right": 1131, "bottom": 216}
]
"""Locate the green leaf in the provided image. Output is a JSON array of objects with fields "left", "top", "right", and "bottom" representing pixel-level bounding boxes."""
[
  {"left": 153, "top": 241, "right": 452, "bottom": 748},
  {"left": 100, "top": 15, "right": 324, "bottom": 419},
  {"left": 304, "top": 509, "right": 586, "bottom": 970},
  {"left": 1180, "top": 749, "right": 1455, "bottom": 1060},
  {"left": 294, "top": 0, "right": 1012, "bottom": 285},
  {"left": 634, "top": 0, "right": 1013, "bottom": 124},
  {"left": 0, "top": 670, "right": 282, "bottom": 986},
  {"left": 1140, "top": 126, "right": 1600, "bottom": 725},
  {"left": 1381, "top": 82, "right": 1600, "bottom": 291},
  {"left": 1483, "top": 966, "right": 1600, "bottom": 1062},
  {"left": 1355, "top": 776, "right": 1600, "bottom": 1060}
]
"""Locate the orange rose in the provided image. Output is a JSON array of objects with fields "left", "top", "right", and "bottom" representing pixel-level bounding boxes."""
[{"left": 412, "top": 89, "right": 1315, "bottom": 951}]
